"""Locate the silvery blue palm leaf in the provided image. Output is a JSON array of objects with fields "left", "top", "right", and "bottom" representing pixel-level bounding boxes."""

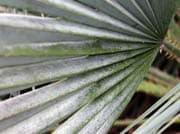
[{"left": 0, "top": 0, "right": 177, "bottom": 134}]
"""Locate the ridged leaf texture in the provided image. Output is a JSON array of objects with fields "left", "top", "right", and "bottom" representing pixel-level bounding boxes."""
[{"left": 0, "top": 0, "right": 177, "bottom": 134}]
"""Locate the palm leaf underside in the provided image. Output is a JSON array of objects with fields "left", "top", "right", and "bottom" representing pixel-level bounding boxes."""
[{"left": 0, "top": 0, "right": 176, "bottom": 134}]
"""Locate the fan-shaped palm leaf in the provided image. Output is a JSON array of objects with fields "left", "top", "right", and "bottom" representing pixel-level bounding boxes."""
[{"left": 0, "top": 0, "right": 177, "bottom": 134}]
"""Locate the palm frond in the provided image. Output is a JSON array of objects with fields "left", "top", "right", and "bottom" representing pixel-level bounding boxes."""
[
  {"left": 122, "top": 83, "right": 180, "bottom": 134},
  {"left": 0, "top": 0, "right": 177, "bottom": 134}
]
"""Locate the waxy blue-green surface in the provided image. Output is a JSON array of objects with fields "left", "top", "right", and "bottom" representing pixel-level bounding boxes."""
[{"left": 0, "top": 0, "right": 177, "bottom": 134}]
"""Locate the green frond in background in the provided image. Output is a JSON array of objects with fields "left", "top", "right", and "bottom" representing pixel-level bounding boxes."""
[
  {"left": 162, "top": 7, "right": 180, "bottom": 62},
  {"left": 122, "top": 83, "right": 180, "bottom": 134},
  {"left": 0, "top": 0, "right": 178, "bottom": 134}
]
